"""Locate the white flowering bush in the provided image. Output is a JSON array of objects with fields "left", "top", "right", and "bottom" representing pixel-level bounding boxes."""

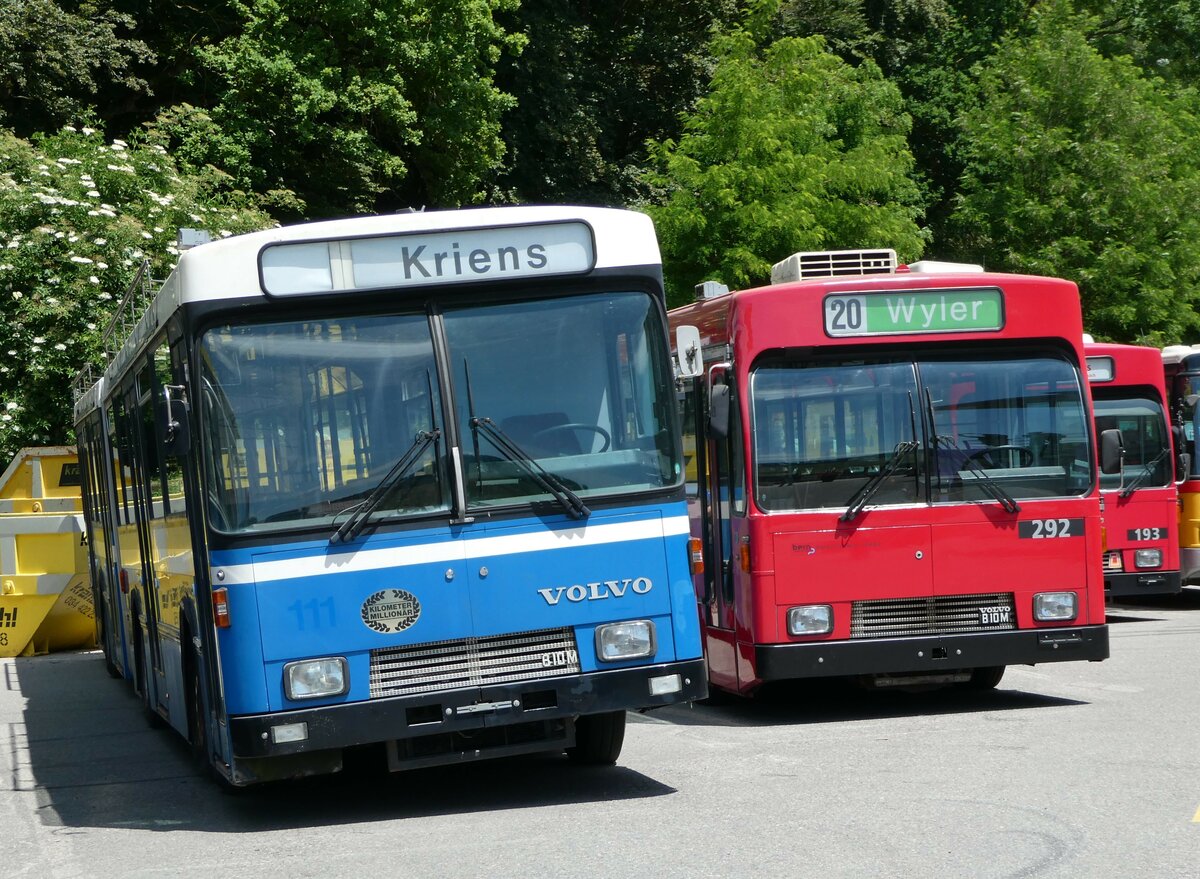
[{"left": 0, "top": 124, "right": 274, "bottom": 461}]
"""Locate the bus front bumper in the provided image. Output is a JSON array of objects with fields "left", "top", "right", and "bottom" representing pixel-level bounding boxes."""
[
  {"left": 1104, "top": 570, "right": 1181, "bottom": 599},
  {"left": 228, "top": 658, "right": 707, "bottom": 759},
  {"left": 755, "top": 626, "right": 1109, "bottom": 682}
]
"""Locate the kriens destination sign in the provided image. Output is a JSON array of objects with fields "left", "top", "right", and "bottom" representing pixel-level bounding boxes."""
[
  {"left": 823, "top": 287, "right": 1004, "bottom": 337},
  {"left": 261, "top": 221, "right": 596, "bottom": 296}
]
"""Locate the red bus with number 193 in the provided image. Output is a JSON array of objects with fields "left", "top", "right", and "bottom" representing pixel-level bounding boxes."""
[
  {"left": 1084, "top": 341, "right": 1182, "bottom": 599},
  {"left": 670, "top": 250, "right": 1114, "bottom": 696}
]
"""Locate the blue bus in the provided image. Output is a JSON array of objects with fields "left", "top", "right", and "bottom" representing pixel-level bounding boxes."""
[{"left": 72, "top": 206, "right": 706, "bottom": 786}]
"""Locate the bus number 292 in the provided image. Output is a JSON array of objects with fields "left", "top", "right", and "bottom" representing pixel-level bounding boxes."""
[{"left": 1019, "top": 518, "right": 1084, "bottom": 539}]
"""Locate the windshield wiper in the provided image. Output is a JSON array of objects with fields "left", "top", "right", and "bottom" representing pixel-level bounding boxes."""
[
  {"left": 330, "top": 429, "right": 441, "bottom": 544},
  {"left": 471, "top": 416, "right": 590, "bottom": 519},
  {"left": 840, "top": 440, "right": 919, "bottom": 523},
  {"left": 925, "top": 389, "right": 1021, "bottom": 514},
  {"left": 1119, "top": 446, "right": 1171, "bottom": 498}
]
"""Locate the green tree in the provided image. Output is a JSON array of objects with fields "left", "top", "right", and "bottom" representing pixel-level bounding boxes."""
[
  {"left": 0, "top": 124, "right": 273, "bottom": 460},
  {"left": 948, "top": 0, "right": 1200, "bottom": 344},
  {"left": 0, "top": 0, "right": 153, "bottom": 136},
  {"left": 492, "top": 0, "right": 737, "bottom": 206},
  {"left": 643, "top": 31, "right": 927, "bottom": 306},
  {"left": 146, "top": 0, "right": 524, "bottom": 219}
]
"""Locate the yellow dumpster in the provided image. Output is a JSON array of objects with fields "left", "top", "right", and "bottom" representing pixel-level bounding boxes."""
[{"left": 0, "top": 446, "right": 96, "bottom": 657}]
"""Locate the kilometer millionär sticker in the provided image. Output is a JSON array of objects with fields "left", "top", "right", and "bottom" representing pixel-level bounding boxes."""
[{"left": 361, "top": 589, "right": 421, "bottom": 634}]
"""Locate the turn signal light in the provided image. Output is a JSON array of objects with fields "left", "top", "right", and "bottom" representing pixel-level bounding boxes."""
[
  {"left": 739, "top": 537, "right": 751, "bottom": 572},
  {"left": 212, "top": 587, "right": 231, "bottom": 628},
  {"left": 688, "top": 537, "right": 704, "bottom": 574}
]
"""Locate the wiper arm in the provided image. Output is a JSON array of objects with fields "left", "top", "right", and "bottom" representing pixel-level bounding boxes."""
[
  {"left": 1119, "top": 446, "right": 1171, "bottom": 498},
  {"left": 471, "top": 416, "right": 590, "bottom": 519},
  {"left": 925, "top": 389, "right": 1020, "bottom": 514},
  {"left": 935, "top": 435, "right": 1022, "bottom": 513},
  {"left": 840, "top": 440, "right": 918, "bottom": 522},
  {"left": 331, "top": 429, "right": 441, "bottom": 544}
]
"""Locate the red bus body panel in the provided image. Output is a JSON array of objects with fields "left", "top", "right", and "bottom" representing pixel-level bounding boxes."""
[
  {"left": 1086, "top": 342, "right": 1181, "bottom": 598},
  {"left": 673, "top": 268, "right": 1109, "bottom": 694}
]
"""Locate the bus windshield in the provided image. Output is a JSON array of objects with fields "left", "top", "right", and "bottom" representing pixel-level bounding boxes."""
[
  {"left": 446, "top": 291, "right": 679, "bottom": 510},
  {"left": 1092, "top": 393, "right": 1171, "bottom": 491},
  {"left": 752, "top": 351, "right": 1091, "bottom": 512},
  {"left": 199, "top": 290, "right": 680, "bottom": 532}
]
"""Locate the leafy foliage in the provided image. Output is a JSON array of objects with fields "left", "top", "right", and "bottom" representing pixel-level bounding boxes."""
[
  {"left": 492, "top": 0, "right": 737, "bottom": 206},
  {"left": 145, "top": 0, "right": 524, "bottom": 219},
  {"left": 948, "top": 0, "right": 1200, "bottom": 344},
  {"left": 0, "top": 124, "right": 273, "bottom": 460},
  {"left": 0, "top": 0, "right": 153, "bottom": 136},
  {"left": 644, "top": 31, "right": 927, "bottom": 306}
]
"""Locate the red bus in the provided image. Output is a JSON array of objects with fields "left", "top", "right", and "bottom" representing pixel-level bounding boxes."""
[
  {"left": 1160, "top": 344, "right": 1200, "bottom": 586},
  {"left": 1085, "top": 341, "right": 1182, "bottom": 599},
  {"left": 670, "top": 249, "right": 1115, "bottom": 695}
]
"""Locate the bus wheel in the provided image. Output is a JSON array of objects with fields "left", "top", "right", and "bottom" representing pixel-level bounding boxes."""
[
  {"left": 963, "top": 666, "right": 1006, "bottom": 690},
  {"left": 134, "top": 623, "right": 165, "bottom": 728},
  {"left": 186, "top": 662, "right": 208, "bottom": 764},
  {"left": 567, "top": 711, "right": 626, "bottom": 765},
  {"left": 98, "top": 607, "right": 121, "bottom": 679}
]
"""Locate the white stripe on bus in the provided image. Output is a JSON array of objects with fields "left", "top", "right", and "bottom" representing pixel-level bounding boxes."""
[{"left": 213, "top": 514, "right": 691, "bottom": 585}]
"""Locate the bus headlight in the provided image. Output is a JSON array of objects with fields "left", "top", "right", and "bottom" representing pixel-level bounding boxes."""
[
  {"left": 1033, "top": 592, "right": 1078, "bottom": 622},
  {"left": 787, "top": 605, "right": 833, "bottom": 636},
  {"left": 595, "top": 620, "right": 656, "bottom": 662},
  {"left": 1134, "top": 549, "right": 1163, "bottom": 569},
  {"left": 283, "top": 657, "right": 348, "bottom": 700}
]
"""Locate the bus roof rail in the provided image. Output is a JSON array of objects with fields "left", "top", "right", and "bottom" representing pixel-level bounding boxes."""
[{"left": 770, "top": 249, "right": 896, "bottom": 284}]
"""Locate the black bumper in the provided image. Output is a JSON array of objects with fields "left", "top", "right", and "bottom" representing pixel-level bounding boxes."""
[
  {"left": 229, "top": 658, "right": 707, "bottom": 758},
  {"left": 755, "top": 626, "right": 1109, "bottom": 682},
  {"left": 1105, "top": 570, "right": 1181, "bottom": 599}
]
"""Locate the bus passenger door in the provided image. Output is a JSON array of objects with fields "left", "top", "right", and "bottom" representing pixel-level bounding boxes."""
[{"left": 701, "top": 370, "right": 743, "bottom": 690}]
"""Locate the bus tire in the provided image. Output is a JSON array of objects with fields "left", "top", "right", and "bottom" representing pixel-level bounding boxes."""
[
  {"left": 186, "top": 660, "right": 208, "bottom": 765},
  {"left": 963, "top": 666, "right": 1006, "bottom": 690},
  {"left": 98, "top": 606, "right": 121, "bottom": 679},
  {"left": 567, "top": 711, "right": 626, "bottom": 765},
  {"left": 134, "top": 621, "right": 165, "bottom": 729}
]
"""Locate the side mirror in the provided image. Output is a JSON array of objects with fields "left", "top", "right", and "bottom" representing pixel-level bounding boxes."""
[
  {"left": 708, "top": 383, "right": 731, "bottom": 440},
  {"left": 1099, "top": 428, "right": 1124, "bottom": 475},
  {"left": 1172, "top": 425, "right": 1189, "bottom": 483},
  {"left": 675, "top": 325, "right": 703, "bottom": 380},
  {"left": 158, "top": 384, "right": 191, "bottom": 458}
]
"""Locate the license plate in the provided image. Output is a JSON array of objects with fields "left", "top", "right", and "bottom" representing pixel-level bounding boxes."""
[{"left": 979, "top": 606, "right": 1011, "bottom": 625}]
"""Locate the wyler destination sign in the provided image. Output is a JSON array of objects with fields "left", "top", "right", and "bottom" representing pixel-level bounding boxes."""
[
  {"left": 261, "top": 221, "right": 596, "bottom": 295},
  {"left": 824, "top": 287, "right": 1004, "bottom": 337}
]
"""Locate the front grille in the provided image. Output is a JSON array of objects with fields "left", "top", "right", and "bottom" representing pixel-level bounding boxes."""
[
  {"left": 850, "top": 592, "right": 1017, "bottom": 639},
  {"left": 369, "top": 627, "right": 581, "bottom": 699}
]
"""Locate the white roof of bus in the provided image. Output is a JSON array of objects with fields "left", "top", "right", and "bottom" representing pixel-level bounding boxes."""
[
  {"left": 73, "top": 206, "right": 659, "bottom": 420},
  {"left": 172, "top": 205, "right": 659, "bottom": 304}
]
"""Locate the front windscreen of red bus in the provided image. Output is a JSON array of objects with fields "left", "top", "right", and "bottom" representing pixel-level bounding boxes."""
[
  {"left": 750, "top": 350, "right": 1092, "bottom": 512},
  {"left": 1092, "top": 392, "right": 1171, "bottom": 491}
]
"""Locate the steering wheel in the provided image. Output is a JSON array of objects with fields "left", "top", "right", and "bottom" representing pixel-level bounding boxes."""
[
  {"left": 530, "top": 423, "right": 612, "bottom": 452},
  {"left": 964, "top": 445, "right": 1034, "bottom": 468}
]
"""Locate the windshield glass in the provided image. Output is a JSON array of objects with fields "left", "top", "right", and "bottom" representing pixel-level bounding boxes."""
[
  {"left": 445, "top": 291, "right": 680, "bottom": 510},
  {"left": 751, "top": 350, "right": 1091, "bottom": 512},
  {"left": 200, "top": 314, "right": 447, "bottom": 533},
  {"left": 753, "top": 360, "right": 921, "bottom": 511},
  {"left": 1092, "top": 392, "right": 1170, "bottom": 490}
]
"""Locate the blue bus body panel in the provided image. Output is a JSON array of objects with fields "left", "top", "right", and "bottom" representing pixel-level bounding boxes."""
[{"left": 209, "top": 501, "right": 700, "bottom": 715}]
